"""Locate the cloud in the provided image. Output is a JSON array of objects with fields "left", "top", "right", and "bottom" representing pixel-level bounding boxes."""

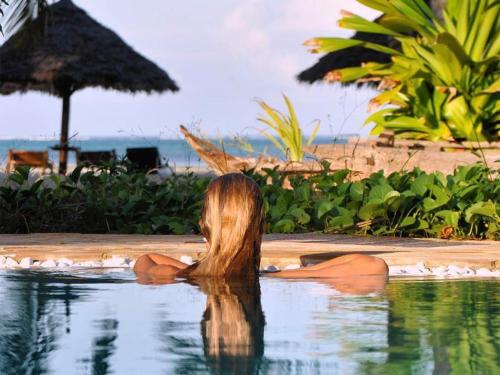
[
  {"left": 219, "top": 0, "right": 380, "bottom": 82},
  {"left": 280, "top": 0, "right": 380, "bottom": 35}
]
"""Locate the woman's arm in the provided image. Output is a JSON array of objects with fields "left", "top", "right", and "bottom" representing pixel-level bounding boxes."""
[
  {"left": 133, "top": 253, "right": 189, "bottom": 275},
  {"left": 268, "top": 254, "right": 388, "bottom": 278}
]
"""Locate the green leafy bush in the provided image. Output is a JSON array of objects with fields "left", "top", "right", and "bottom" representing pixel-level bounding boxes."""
[
  {"left": 248, "top": 163, "right": 499, "bottom": 239},
  {"left": 0, "top": 165, "right": 211, "bottom": 234},
  {"left": 306, "top": 0, "right": 500, "bottom": 142},
  {"left": 1, "top": 164, "right": 498, "bottom": 239}
]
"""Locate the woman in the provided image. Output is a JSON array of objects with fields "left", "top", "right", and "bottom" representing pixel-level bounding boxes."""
[{"left": 133, "top": 173, "right": 388, "bottom": 279}]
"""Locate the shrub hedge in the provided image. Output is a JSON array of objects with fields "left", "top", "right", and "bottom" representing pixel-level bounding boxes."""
[
  {"left": 0, "top": 165, "right": 210, "bottom": 234},
  {"left": 0, "top": 163, "right": 498, "bottom": 239},
  {"left": 250, "top": 163, "right": 499, "bottom": 240}
]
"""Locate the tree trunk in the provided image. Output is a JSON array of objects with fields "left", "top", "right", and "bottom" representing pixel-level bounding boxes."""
[{"left": 59, "top": 93, "right": 71, "bottom": 175}]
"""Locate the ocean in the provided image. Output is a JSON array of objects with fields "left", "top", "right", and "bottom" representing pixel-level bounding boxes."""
[{"left": 0, "top": 135, "right": 350, "bottom": 169}]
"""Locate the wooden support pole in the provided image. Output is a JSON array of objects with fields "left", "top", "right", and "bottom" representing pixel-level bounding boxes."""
[{"left": 59, "top": 93, "right": 71, "bottom": 175}]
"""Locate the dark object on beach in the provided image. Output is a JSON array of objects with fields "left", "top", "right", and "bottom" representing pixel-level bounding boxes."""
[
  {"left": 0, "top": 0, "right": 179, "bottom": 175},
  {"left": 126, "top": 147, "right": 161, "bottom": 172},
  {"left": 6, "top": 149, "right": 53, "bottom": 174},
  {"left": 297, "top": 0, "right": 445, "bottom": 86},
  {"left": 77, "top": 150, "right": 117, "bottom": 166}
]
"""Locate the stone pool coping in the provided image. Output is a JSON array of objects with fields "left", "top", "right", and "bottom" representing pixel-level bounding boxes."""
[{"left": 0, "top": 233, "right": 498, "bottom": 271}]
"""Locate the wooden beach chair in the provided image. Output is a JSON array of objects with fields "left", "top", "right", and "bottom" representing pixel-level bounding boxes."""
[
  {"left": 6, "top": 149, "right": 53, "bottom": 175},
  {"left": 125, "top": 147, "right": 161, "bottom": 172},
  {"left": 77, "top": 149, "right": 116, "bottom": 167}
]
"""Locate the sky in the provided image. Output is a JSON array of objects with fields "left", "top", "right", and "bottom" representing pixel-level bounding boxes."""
[{"left": 0, "top": 0, "right": 379, "bottom": 139}]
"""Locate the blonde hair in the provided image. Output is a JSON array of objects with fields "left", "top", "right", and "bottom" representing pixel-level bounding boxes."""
[
  {"left": 184, "top": 173, "right": 264, "bottom": 278},
  {"left": 199, "top": 278, "right": 264, "bottom": 373}
]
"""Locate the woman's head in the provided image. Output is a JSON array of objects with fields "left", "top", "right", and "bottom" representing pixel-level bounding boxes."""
[{"left": 192, "top": 173, "right": 264, "bottom": 278}]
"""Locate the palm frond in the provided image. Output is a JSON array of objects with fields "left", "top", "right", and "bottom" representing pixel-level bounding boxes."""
[
  {"left": 0, "top": 0, "right": 48, "bottom": 37},
  {"left": 256, "top": 96, "right": 320, "bottom": 162}
]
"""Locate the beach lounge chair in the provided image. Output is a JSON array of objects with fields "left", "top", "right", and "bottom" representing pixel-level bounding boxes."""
[
  {"left": 6, "top": 149, "right": 54, "bottom": 175},
  {"left": 77, "top": 150, "right": 116, "bottom": 166},
  {"left": 125, "top": 147, "right": 161, "bottom": 172}
]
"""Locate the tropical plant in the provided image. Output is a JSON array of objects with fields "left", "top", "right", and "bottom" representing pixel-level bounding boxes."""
[
  {"left": 0, "top": 0, "right": 48, "bottom": 36},
  {"left": 1, "top": 163, "right": 498, "bottom": 239},
  {"left": 256, "top": 95, "right": 320, "bottom": 162},
  {"left": 305, "top": 0, "right": 500, "bottom": 142},
  {"left": 247, "top": 163, "right": 499, "bottom": 239},
  {"left": 0, "top": 165, "right": 211, "bottom": 234}
]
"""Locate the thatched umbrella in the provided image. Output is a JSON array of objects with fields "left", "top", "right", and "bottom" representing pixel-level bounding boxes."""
[
  {"left": 297, "top": 0, "right": 446, "bottom": 86},
  {"left": 297, "top": 30, "right": 396, "bottom": 86},
  {"left": 0, "top": 0, "right": 179, "bottom": 174}
]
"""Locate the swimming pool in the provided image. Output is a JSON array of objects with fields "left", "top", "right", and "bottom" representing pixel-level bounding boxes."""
[{"left": 0, "top": 270, "right": 498, "bottom": 374}]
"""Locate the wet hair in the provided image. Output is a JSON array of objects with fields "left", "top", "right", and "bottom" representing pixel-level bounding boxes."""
[{"left": 183, "top": 173, "right": 264, "bottom": 278}]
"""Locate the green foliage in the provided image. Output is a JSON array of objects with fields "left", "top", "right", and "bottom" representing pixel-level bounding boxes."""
[
  {"left": 305, "top": 0, "right": 500, "bottom": 142},
  {"left": 0, "top": 165, "right": 211, "bottom": 234},
  {"left": 367, "top": 281, "right": 500, "bottom": 374},
  {"left": 0, "top": 0, "right": 48, "bottom": 37},
  {"left": 0, "top": 0, "right": 8, "bottom": 35},
  {"left": 257, "top": 95, "right": 320, "bottom": 162},
  {"left": 1, "top": 164, "right": 498, "bottom": 239},
  {"left": 248, "top": 163, "right": 499, "bottom": 239}
]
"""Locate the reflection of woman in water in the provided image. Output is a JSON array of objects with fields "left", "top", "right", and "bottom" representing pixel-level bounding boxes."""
[
  {"left": 134, "top": 173, "right": 388, "bottom": 279},
  {"left": 197, "top": 278, "right": 264, "bottom": 374}
]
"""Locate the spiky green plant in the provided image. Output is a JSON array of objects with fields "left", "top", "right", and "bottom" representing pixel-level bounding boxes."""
[
  {"left": 257, "top": 95, "right": 320, "bottom": 162},
  {"left": 305, "top": 0, "right": 500, "bottom": 142},
  {"left": 0, "top": 0, "right": 48, "bottom": 36}
]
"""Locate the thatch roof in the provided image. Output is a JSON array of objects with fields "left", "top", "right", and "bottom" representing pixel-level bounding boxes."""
[
  {"left": 0, "top": 0, "right": 179, "bottom": 96},
  {"left": 297, "top": 0, "right": 445, "bottom": 86}
]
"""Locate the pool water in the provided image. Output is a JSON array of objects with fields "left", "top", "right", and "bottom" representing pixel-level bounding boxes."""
[{"left": 0, "top": 270, "right": 498, "bottom": 375}]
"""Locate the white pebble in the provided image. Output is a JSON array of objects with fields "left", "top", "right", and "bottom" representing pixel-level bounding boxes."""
[
  {"left": 284, "top": 264, "right": 300, "bottom": 270},
  {"left": 79, "top": 260, "right": 102, "bottom": 268},
  {"left": 431, "top": 266, "right": 448, "bottom": 276},
  {"left": 462, "top": 267, "right": 475, "bottom": 276},
  {"left": 265, "top": 265, "right": 280, "bottom": 272},
  {"left": 19, "top": 257, "right": 33, "bottom": 268},
  {"left": 5, "top": 257, "right": 19, "bottom": 268},
  {"left": 416, "top": 261, "right": 426, "bottom": 271},
  {"left": 0, "top": 255, "right": 6, "bottom": 268},
  {"left": 180, "top": 255, "right": 194, "bottom": 265},
  {"left": 128, "top": 260, "right": 136, "bottom": 269},
  {"left": 75, "top": 260, "right": 102, "bottom": 268},
  {"left": 57, "top": 258, "right": 74, "bottom": 267},
  {"left": 40, "top": 260, "right": 57, "bottom": 268},
  {"left": 402, "top": 265, "right": 421, "bottom": 275},
  {"left": 388, "top": 266, "right": 405, "bottom": 275},
  {"left": 475, "top": 268, "right": 496, "bottom": 277},
  {"left": 416, "top": 262, "right": 432, "bottom": 275},
  {"left": 447, "top": 265, "right": 466, "bottom": 275},
  {"left": 103, "top": 257, "right": 128, "bottom": 267},
  {"left": 33, "top": 261, "right": 40, "bottom": 267}
]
